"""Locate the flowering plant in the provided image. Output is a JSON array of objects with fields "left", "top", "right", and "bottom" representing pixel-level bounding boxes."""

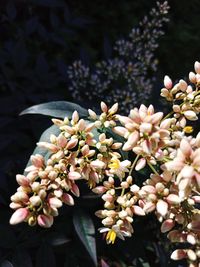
[{"left": 9, "top": 61, "right": 200, "bottom": 267}]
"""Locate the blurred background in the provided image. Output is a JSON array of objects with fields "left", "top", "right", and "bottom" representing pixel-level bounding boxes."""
[{"left": 0, "top": 0, "right": 199, "bottom": 266}]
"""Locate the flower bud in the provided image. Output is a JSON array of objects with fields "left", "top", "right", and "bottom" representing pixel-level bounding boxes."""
[
  {"left": 37, "top": 214, "right": 53, "bottom": 228},
  {"left": 10, "top": 208, "right": 29, "bottom": 225},
  {"left": 164, "top": 75, "right": 173, "bottom": 89}
]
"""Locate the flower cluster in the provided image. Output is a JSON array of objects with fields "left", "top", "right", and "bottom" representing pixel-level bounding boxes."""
[
  {"left": 10, "top": 61, "right": 200, "bottom": 266},
  {"left": 67, "top": 1, "right": 169, "bottom": 113}
]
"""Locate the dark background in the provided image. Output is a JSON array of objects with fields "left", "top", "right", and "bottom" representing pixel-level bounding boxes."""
[{"left": 0, "top": 0, "right": 199, "bottom": 266}]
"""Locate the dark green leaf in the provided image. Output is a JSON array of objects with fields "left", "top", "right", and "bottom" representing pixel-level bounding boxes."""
[
  {"left": 20, "top": 101, "right": 88, "bottom": 119},
  {"left": 45, "top": 232, "right": 70, "bottom": 246},
  {"left": 73, "top": 209, "right": 97, "bottom": 266},
  {"left": 137, "top": 258, "right": 151, "bottom": 267},
  {"left": 0, "top": 260, "right": 14, "bottom": 267}
]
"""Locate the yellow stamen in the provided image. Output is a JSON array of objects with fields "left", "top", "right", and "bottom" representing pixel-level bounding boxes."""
[
  {"left": 108, "top": 158, "right": 120, "bottom": 170},
  {"left": 106, "top": 229, "right": 117, "bottom": 244},
  {"left": 183, "top": 126, "right": 193, "bottom": 134}
]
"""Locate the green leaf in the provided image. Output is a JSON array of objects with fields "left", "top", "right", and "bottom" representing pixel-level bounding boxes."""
[
  {"left": 20, "top": 101, "right": 88, "bottom": 119},
  {"left": 0, "top": 261, "right": 14, "bottom": 267},
  {"left": 138, "top": 258, "right": 151, "bottom": 267},
  {"left": 45, "top": 232, "right": 71, "bottom": 246},
  {"left": 73, "top": 209, "right": 97, "bottom": 266},
  {"left": 25, "top": 125, "right": 60, "bottom": 171}
]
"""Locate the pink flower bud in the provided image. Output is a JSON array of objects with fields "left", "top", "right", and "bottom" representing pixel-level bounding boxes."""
[
  {"left": 156, "top": 199, "right": 168, "bottom": 217},
  {"left": 100, "top": 102, "right": 108, "bottom": 113},
  {"left": 171, "top": 249, "right": 186, "bottom": 260},
  {"left": 88, "top": 109, "right": 97, "bottom": 119},
  {"left": 187, "top": 233, "right": 196, "bottom": 245},
  {"left": 92, "top": 186, "right": 107, "bottom": 194},
  {"left": 16, "top": 174, "right": 29, "bottom": 186},
  {"left": 189, "top": 72, "right": 196, "bottom": 83},
  {"left": 57, "top": 135, "right": 67, "bottom": 148},
  {"left": 72, "top": 110, "right": 79, "bottom": 123},
  {"left": 109, "top": 103, "right": 118, "bottom": 114},
  {"left": 68, "top": 171, "right": 81, "bottom": 180},
  {"left": 90, "top": 160, "right": 105, "bottom": 169},
  {"left": 31, "top": 154, "right": 44, "bottom": 168},
  {"left": 77, "top": 119, "right": 86, "bottom": 131},
  {"left": 37, "top": 142, "right": 58, "bottom": 152},
  {"left": 29, "top": 196, "right": 41, "bottom": 206},
  {"left": 113, "top": 126, "right": 128, "bottom": 137},
  {"left": 11, "top": 191, "right": 29, "bottom": 203},
  {"left": 194, "top": 61, "right": 200, "bottom": 74},
  {"left": 66, "top": 139, "right": 78, "bottom": 149},
  {"left": 135, "top": 158, "right": 146, "bottom": 172},
  {"left": 187, "top": 249, "right": 197, "bottom": 261},
  {"left": 37, "top": 214, "right": 53, "bottom": 228},
  {"left": 132, "top": 205, "right": 145, "bottom": 216},
  {"left": 183, "top": 110, "right": 198, "bottom": 121},
  {"left": 10, "top": 208, "right": 29, "bottom": 225},
  {"left": 166, "top": 194, "right": 181, "bottom": 205},
  {"left": 49, "top": 197, "right": 62, "bottom": 208},
  {"left": 161, "top": 219, "right": 175, "bottom": 233},
  {"left": 62, "top": 193, "right": 74, "bottom": 206},
  {"left": 71, "top": 183, "right": 80, "bottom": 197},
  {"left": 164, "top": 75, "right": 173, "bottom": 89},
  {"left": 10, "top": 202, "right": 22, "bottom": 209}
]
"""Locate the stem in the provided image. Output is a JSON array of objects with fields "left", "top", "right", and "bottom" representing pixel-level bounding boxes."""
[
  {"left": 147, "top": 162, "right": 160, "bottom": 176},
  {"left": 162, "top": 110, "right": 174, "bottom": 121},
  {"left": 129, "top": 154, "right": 140, "bottom": 176}
]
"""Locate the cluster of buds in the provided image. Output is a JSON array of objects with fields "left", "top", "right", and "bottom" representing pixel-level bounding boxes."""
[{"left": 10, "top": 62, "right": 200, "bottom": 266}]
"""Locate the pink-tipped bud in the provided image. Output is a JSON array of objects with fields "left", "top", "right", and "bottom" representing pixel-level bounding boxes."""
[
  {"left": 161, "top": 219, "right": 175, "bottom": 233},
  {"left": 171, "top": 249, "right": 186, "bottom": 260},
  {"left": 194, "top": 61, "right": 200, "bottom": 74},
  {"left": 92, "top": 186, "right": 107, "bottom": 194},
  {"left": 183, "top": 110, "right": 198, "bottom": 121},
  {"left": 49, "top": 197, "right": 62, "bottom": 209},
  {"left": 109, "top": 103, "right": 118, "bottom": 114},
  {"left": 71, "top": 183, "right": 80, "bottom": 197},
  {"left": 11, "top": 191, "right": 29, "bottom": 203},
  {"left": 132, "top": 205, "right": 145, "bottom": 216},
  {"left": 90, "top": 160, "right": 105, "bottom": 169},
  {"left": 62, "top": 193, "right": 74, "bottom": 206},
  {"left": 57, "top": 135, "right": 67, "bottom": 148},
  {"left": 68, "top": 171, "right": 81, "bottom": 180},
  {"left": 16, "top": 174, "right": 29, "bottom": 186},
  {"left": 10, "top": 208, "right": 29, "bottom": 225},
  {"left": 100, "top": 102, "right": 108, "bottom": 113},
  {"left": 37, "top": 214, "right": 53, "bottom": 228},
  {"left": 164, "top": 75, "right": 173, "bottom": 89},
  {"left": 72, "top": 110, "right": 79, "bottom": 123},
  {"left": 88, "top": 109, "right": 97, "bottom": 120},
  {"left": 135, "top": 158, "right": 146, "bottom": 171},
  {"left": 189, "top": 72, "right": 196, "bottom": 83},
  {"left": 31, "top": 154, "right": 44, "bottom": 168},
  {"left": 187, "top": 249, "right": 197, "bottom": 261},
  {"left": 77, "top": 119, "right": 86, "bottom": 131},
  {"left": 187, "top": 233, "right": 196, "bottom": 245},
  {"left": 66, "top": 138, "right": 78, "bottom": 149},
  {"left": 166, "top": 194, "right": 181, "bottom": 205},
  {"left": 156, "top": 200, "right": 168, "bottom": 217}
]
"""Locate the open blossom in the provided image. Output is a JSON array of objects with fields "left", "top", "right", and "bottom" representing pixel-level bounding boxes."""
[{"left": 108, "top": 157, "right": 131, "bottom": 180}]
